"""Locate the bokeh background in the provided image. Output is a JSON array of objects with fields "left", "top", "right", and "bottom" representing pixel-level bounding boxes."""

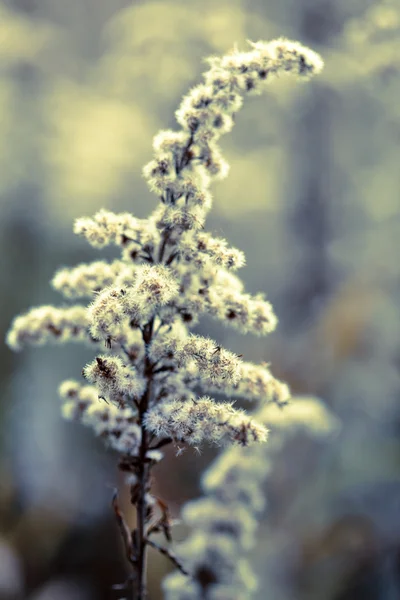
[{"left": 1, "top": 0, "right": 400, "bottom": 598}]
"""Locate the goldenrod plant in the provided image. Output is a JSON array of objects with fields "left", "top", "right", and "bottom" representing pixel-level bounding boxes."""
[
  {"left": 163, "top": 398, "right": 339, "bottom": 599},
  {"left": 7, "top": 38, "right": 324, "bottom": 599}
]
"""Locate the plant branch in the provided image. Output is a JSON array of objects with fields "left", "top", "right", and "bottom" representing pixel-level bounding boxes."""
[
  {"left": 133, "top": 317, "right": 155, "bottom": 599},
  {"left": 112, "top": 490, "right": 136, "bottom": 568},
  {"left": 152, "top": 365, "right": 176, "bottom": 375},
  {"left": 150, "top": 437, "right": 173, "bottom": 450},
  {"left": 146, "top": 539, "right": 190, "bottom": 576}
]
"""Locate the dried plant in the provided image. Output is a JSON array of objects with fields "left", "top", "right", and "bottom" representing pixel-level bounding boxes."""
[
  {"left": 6, "top": 38, "right": 324, "bottom": 599},
  {"left": 163, "top": 397, "right": 339, "bottom": 599}
]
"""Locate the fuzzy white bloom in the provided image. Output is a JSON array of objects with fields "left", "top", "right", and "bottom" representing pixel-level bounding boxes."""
[
  {"left": 59, "top": 379, "right": 84, "bottom": 399},
  {"left": 104, "top": 327, "right": 145, "bottom": 363},
  {"left": 206, "top": 38, "right": 324, "bottom": 96},
  {"left": 197, "top": 142, "right": 231, "bottom": 181},
  {"left": 150, "top": 174, "right": 213, "bottom": 211},
  {"left": 161, "top": 263, "right": 244, "bottom": 327},
  {"left": 202, "top": 445, "right": 269, "bottom": 514},
  {"left": 152, "top": 129, "right": 189, "bottom": 155},
  {"left": 59, "top": 380, "right": 142, "bottom": 455},
  {"left": 182, "top": 335, "right": 242, "bottom": 386},
  {"left": 247, "top": 37, "right": 324, "bottom": 78},
  {"left": 74, "top": 209, "right": 138, "bottom": 248},
  {"left": 120, "top": 227, "right": 160, "bottom": 264},
  {"left": 182, "top": 498, "right": 256, "bottom": 550},
  {"left": 207, "top": 286, "right": 278, "bottom": 335},
  {"left": 175, "top": 84, "right": 235, "bottom": 139},
  {"left": 161, "top": 572, "right": 200, "bottom": 600},
  {"left": 150, "top": 329, "right": 242, "bottom": 388},
  {"left": 204, "top": 362, "right": 291, "bottom": 406},
  {"left": 154, "top": 373, "right": 194, "bottom": 404},
  {"left": 259, "top": 396, "right": 341, "bottom": 437},
  {"left": 74, "top": 209, "right": 161, "bottom": 259},
  {"left": 51, "top": 260, "right": 129, "bottom": 299},
  {"left": 59, "top": 380, "right": 99, "bottom": 421},
  {"left": 163, "top": 570, "right": 257, "bottom": 600},
  {"left": 179, "top": 232, "right": 246, "bottom": 271},
  {"left": 83, "top": 355, "right": 146, "bottom": 402},
  {"left": 188, "top": 335, "right": 241, "bottom": 385},
  {"left": 148, "top": 320, "right": 188, "bottom": 361},
  {"left": 88, "top": 286, "right": 130, "bottom": 342},
  {"left": 142, "top": 154, "right": 177, "bottom": 196},
  {"left": 82, "top": 402, "right": 121, "bottom": 434},
  {"left": 6, "top": 305, "right": 90, "bottom": 351},
  {"left": 129, "top": 264, "right": 178, "bottom": 306},
  {"left": 120, "top": 264, "right": 179, "bottom": 325},
  {"left": 144, "top": 397, "right": 267, "bottom": 447},
  {"left": 214, "top": 268, "right": 244, "bottom": 292},
  {"left": 162, "top": 533, "right": 257, "bottom": 599},
  {"left": 157, "top": 205, "right": 208, "bottom": 233},
  {"left": 172, "top": 38, "right": 323, "bottom": 157}
]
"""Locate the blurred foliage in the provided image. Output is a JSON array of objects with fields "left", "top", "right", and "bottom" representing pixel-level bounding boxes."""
[{"left": 1, "top": 0, "right": 400, "bottom": 598}]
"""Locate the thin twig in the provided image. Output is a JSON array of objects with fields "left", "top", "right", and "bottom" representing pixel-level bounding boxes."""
[
  {"left": 158, "top": 231, "right": 169, "bottom": 262},
  {"left": 165, "top": 251, "right": 179, "bottom": 266},
  {"left": 139, "top": 253, "right": 154, "bottom": 263},
  {"left": 112, "top": 490, "right": 136, "bottom": 567},
  {"left": 146, "top": 539, "right": 190, "bottom": 576},
  {"left": 177, "top": 133, "right": 194, "bottom": 173},
  {"left": 146, "top": 497, "right": 173, "bottom": 542},
  {"left": 152, "top": 365, "right": 176, "bottom": 375},
  {"left": 150, "top": 437, "right": 173, "bottom": 450}
]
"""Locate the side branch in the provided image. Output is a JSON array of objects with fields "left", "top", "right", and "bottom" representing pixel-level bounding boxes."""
[
  {"left": 146, "top": 539, "right": 190, "bottom": 577},
  {"left": 112, "top": 490, "right": 136, "bottom": 567}
]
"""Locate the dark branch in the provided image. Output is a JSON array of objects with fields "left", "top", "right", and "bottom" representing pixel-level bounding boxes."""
[
  {"left": 146, "top": 539, "right": 190, "bottom": 576},
  {"left": 150, "top": 437, "right": 173, "bottom": 450},
  {"left": 112, "top": 490, "right": 136, "bottom": 567}
]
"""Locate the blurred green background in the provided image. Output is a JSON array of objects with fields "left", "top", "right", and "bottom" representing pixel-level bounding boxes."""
[{"left": 1, "top": 0, "right": 400, "bottom": 598}]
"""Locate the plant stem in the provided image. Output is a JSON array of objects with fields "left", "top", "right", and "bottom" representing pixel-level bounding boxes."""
[
  {"left": 146, "top": 539, "right": 189, "bottom": 576},
  {"left": 134, "top": 319, "right": 155, "bottom": 599},
  {"left": 133, "top": 232, "right": 170, "bottom": 598},
  {"left": 135, "top": 421, "right": 148, "bottom": 598}
]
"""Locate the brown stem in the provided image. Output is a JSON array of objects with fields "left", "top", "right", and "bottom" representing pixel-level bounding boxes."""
[
  {"left": 165, "top": 251, "right": 179, "bottom": 266},
  {"left": 158, "top": 231, "right": 169, "bottom": 262},
  {"left": 133, "top": 318, "right": 155, "bottom": 599},
  {"left": 150, "top": 437, "right": 173, "bottom": 450},
  {"left": 130, "top": 219, "right": 182, "bottom": 597},
  {"left": 112, "top": 490, "right": 136, "bottom": 568},
  {"left": 146, "top": 538, "right": 189, "bottom": 576},
  {"left": 135, "top": 433, "right": 148, "bottom": 598},
  {"left": 177, "top": 133, "right": 194, "bottom": 173}
]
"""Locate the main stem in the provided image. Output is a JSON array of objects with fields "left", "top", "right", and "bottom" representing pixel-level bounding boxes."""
[
  {"left": 135, "top": 318, "right": 154, "bottom": 600},
  {"left": 134, "top": 231, "right": 170, "bottom": 598}
]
